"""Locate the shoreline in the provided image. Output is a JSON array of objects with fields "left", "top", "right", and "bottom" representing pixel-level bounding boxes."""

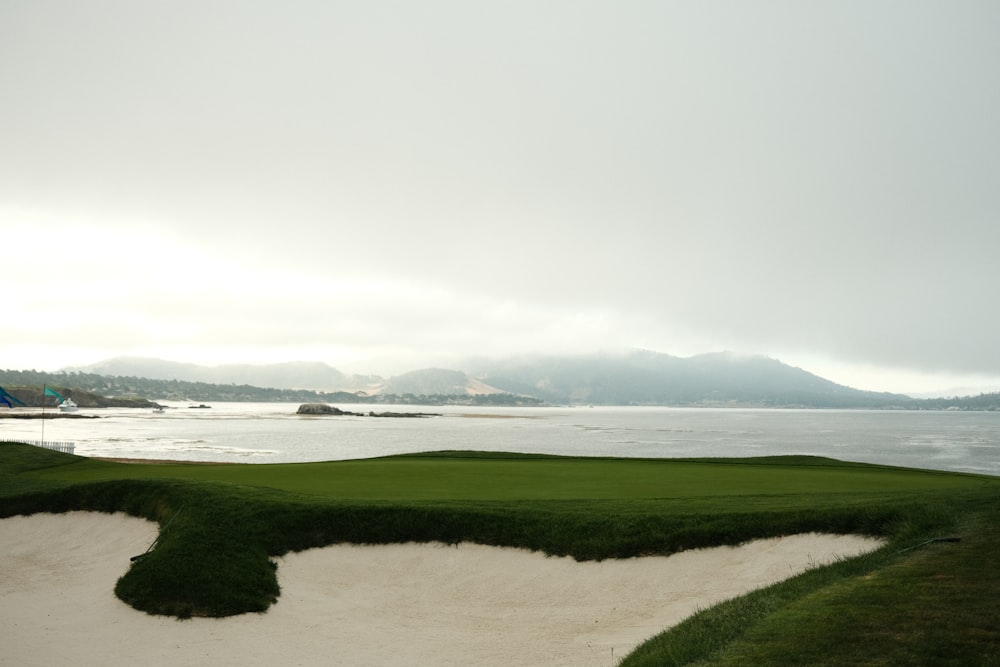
[
  {"left": 0, "top": 412, "right": 97, "bottom": 419},
  {"left": 92, "top": 456, "right": 232, "bottom": 465}
]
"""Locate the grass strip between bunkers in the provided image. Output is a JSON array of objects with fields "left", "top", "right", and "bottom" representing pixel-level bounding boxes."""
[{"left": 2, "top": 442, "right": 998, "bottom": 664}]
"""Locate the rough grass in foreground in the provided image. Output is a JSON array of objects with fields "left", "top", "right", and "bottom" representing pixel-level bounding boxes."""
[{"left": 620, "top": 497, "right": 1000, "bottom": 666}]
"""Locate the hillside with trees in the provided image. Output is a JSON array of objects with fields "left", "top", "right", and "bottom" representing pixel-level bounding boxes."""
[
  {"left": 3, "top": 351, "right": 998, "bottom": 410},
  {"left": 0, "top": 369, "right": 540, "bottom": 407}
]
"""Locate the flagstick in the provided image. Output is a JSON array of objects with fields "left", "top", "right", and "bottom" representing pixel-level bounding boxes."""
[{"left": 41, "top": 384, "right": 46, "bottom": 445}]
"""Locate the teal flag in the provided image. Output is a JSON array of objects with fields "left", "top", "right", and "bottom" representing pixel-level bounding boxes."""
[
  {"left": 44, "top": 386, "right": 65, "bottom": 402},
  {"left": 0, "top": 386, "right": 27, "bottom": 408}
]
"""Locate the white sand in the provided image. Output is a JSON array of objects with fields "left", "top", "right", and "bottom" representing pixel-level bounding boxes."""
[{"left": 1, "top": 512, "right": 883, "bottom": 667}]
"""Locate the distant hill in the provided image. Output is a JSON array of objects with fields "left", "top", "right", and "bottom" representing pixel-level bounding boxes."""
[
  {"left": 64, "top": 357, "right": 374, "bottom": 392},
  {"left": 54, "top": 350, "right": 917, "bottom": 408},
  {"left": 381, "top": 368, "right": 503, "bottom": 396},
  {"left": 465, "top": 350, "right": 911, "bottom": 408}
]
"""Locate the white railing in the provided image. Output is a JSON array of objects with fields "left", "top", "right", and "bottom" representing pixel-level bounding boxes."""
[{"left": 7, "top": 439, "right": 76, "bottom": 454}]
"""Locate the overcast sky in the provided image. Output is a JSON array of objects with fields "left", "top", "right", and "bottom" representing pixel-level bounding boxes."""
[{"left": 2, "top": 1, "right": 998, "bottom": 395}]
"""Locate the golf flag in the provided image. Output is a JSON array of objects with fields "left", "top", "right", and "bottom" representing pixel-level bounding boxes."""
[
  {"left": 44, "top": 386, "right": 65, "bottom": 402},
  {"left": 0, "top": 386, "right": 27, "bottom": 408}
]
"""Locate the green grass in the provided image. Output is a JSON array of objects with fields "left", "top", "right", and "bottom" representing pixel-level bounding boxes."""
[
  {"left": 619, "top": 499, "right": 1000, "bottom": 667},
  {"left": 18, "top": 450, "right": 984, "bottom": 501},
  {"left": 2, "top": 442, "right": 999, "bottom": 664}
]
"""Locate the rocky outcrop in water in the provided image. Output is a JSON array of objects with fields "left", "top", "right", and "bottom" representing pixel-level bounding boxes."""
[
  {"left": 296, "top": 403, "right": 361, "bottom": 416},
  {"left": 367, "top": 411, "right": 440, "bottom": 418},
  {"left": 296, "top": 404, "right": 439, "bottom": 418}
]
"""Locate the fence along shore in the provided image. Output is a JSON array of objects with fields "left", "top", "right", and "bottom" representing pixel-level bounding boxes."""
[{"left": 7, "top": 438, "right": 76, "bottom": 454}]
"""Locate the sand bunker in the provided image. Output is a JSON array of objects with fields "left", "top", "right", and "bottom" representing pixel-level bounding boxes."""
[{"left": 1, "top": 512, "right": 883, "bottom": 666}]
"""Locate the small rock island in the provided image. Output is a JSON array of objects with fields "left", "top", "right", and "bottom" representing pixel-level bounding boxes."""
[{"left": 296, "top": 403, "right": 440, "bottom": 418}]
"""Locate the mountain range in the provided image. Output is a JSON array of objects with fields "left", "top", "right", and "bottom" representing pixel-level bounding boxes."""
[{"left": 64, "top": 351, "right": 910, "bottom": 408}]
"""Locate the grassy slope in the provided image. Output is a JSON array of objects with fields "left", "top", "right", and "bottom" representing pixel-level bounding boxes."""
[
  {"left": 2, "top": 443, "right": 999, "bottom": 663},
  {"left": 621, "top": 498, "right": 1000, "bottom": 667}
]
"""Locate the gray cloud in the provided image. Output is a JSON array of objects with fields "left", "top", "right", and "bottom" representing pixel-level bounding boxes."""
[{"left": 1, "top": 1, "right": 998, "bottom": 390}]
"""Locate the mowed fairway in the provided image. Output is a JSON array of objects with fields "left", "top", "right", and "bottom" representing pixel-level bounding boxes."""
[{"left": 18, "top": 451, "right": 990, "bottom": 502}]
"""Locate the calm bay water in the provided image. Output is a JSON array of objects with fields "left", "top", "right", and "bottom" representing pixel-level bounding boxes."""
[{"left": 3, "top": 402, "right": 999, "bottom": 477}]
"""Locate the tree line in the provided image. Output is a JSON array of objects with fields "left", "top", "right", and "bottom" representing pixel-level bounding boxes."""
[
  {"left": 0, "top": 369, "right": 543, "bottom": 407},
  {"left": 1, "top": 368, "right": 997, "bottom": 410}
]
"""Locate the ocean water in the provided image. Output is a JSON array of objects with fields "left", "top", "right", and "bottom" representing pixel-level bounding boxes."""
[{"left": 2, "top": 402, "right": 998, "bottom": 477}]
